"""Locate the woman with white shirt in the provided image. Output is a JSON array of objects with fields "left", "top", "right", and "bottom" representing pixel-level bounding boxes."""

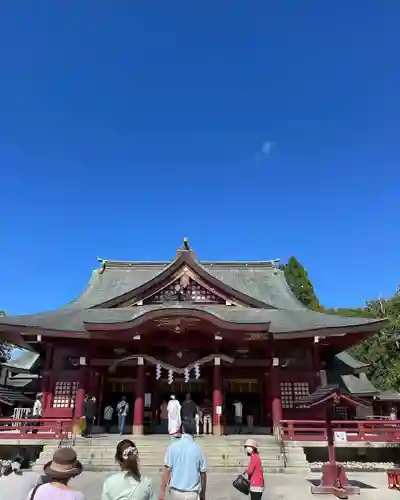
[
  {"left": 101, "top": 440, "right": 154, "bottom": 500},
  {"left": 0, "top": 455, "right": 41, "bottom": 500}
]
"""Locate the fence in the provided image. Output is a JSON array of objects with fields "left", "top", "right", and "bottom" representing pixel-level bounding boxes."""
[
  {"left": 0, "top": 417, "right": 73, "bottom": 440},
  {"left": 280, "top": 419, "right": 400, "bottom": 442}
]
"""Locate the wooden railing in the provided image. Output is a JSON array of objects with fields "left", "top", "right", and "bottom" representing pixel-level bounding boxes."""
[
  {"left": 0, "top": 418, "right": 73, "bottom": 440},
  {"left": 273, "top": 423, "right": 288, "bottom": 467},
  {"left": 280, "top": 419, "right": 400, "bottom": 442}
]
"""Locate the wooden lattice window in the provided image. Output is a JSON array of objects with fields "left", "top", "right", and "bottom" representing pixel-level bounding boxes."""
[
  {"left": 334, "top": 406, "right": 348, "bottom": 419},
  {"left": 187, "top": 280, "right": 223, "bottom": 302},
  {"left": 52, "top": 381, "right": 78, "bottom": 408},
  {"left": 143, "top": 278, "right": 224, "bottom": 304},
  {"left": 280, "top": 381, "right": 309, "bottom": 409},
  {"left": 144, "top": 283, "right": 177, "bottom": 303}
]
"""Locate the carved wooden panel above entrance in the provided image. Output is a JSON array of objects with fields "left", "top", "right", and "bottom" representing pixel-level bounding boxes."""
[
  {"left": 143, "top": 277, "right": 225, "bottom": 305},
  {"left": 244, "top": 332, "right": 266, "bottom": 341},
  {"left": 154, "top": 317, "right": 201, "bottom": 334}
]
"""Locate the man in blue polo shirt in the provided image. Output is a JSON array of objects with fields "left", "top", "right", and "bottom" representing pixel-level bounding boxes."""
[{"left": 159, "top": 420, "right": 207, "bottom": 500}]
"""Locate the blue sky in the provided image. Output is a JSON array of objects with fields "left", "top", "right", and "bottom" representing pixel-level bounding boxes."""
[{"left": 1, "top": 1, "right": 399, "bottom": 315}]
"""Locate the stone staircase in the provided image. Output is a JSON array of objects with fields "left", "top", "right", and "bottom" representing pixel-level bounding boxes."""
[{"left": 34, "top": 435, "right": 309, "bottom": 474}]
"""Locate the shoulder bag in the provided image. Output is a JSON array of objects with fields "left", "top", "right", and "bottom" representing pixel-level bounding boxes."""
[
  {"left": 29, "top": 484, "right": 43, "bottom": 500},
  {"left": 232, "top": 474, "right": 250, "bottom": 496}
]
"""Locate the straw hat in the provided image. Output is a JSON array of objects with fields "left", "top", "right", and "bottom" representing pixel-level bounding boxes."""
[
  {"left": 244, "top": 438, "right": 258, "bottom": 450},
  {"left": 43, "top": 448, "right": 83, "bottom": 480}
]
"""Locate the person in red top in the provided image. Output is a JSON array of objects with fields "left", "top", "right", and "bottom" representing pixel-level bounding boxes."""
[{"left": 244, "top": 438, "right": 264, "bottom": 500}]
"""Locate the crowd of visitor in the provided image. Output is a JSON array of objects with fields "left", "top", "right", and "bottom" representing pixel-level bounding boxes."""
[
  {"left": 81, "top": 392, "right": 245, "bottom": 437},
  {"left": 0, "top": 415, "right": 264, "bottom": 500}
]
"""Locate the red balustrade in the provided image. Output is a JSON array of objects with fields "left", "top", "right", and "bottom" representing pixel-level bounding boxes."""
[
  {"left": 280, "top": 419, "right": 400, "bottom": 442},
  {"left": 0, "top": 417, "right": 73, "bottom": 440}
]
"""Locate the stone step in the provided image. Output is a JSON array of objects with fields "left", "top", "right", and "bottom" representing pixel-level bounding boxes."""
[
  {"left": 37, "top": 451, "right": 303, "bottom": 462},
  {"left": 59, "top": 436, "right": 279, "bottom": 443},
  {"left": 35, "top": 457, "right": 307, "bottom": 472},
  {"left": 50, "top": 442, "right": 290, "bottom": 450},
  {"left": 58, "top": 437, "right": 279, "bottom": 443},
  {"left": 38, "top": 445, "right": 294, "bottom": 453},
  {"left": 33, "top": 463, "right": 308, "bottom": 474},
  {"left": 38, "top": 446, "right": 306, "bottom": 455},
  {"left": 34, "top": 435, "right": 309, "bottom": 474},
  {"left": 35, "top": 453, "right": 289, "bottom": 464}
]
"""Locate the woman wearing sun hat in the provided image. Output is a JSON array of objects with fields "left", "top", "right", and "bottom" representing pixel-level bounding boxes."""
[
  {"left": 243, "top": 438, "right": 264, "bottom": 500},
  {"left": 26, "top": 448, "right": 85, "bottom": 500}
]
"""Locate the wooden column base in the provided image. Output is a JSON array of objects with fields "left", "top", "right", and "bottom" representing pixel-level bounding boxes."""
[
  {"left": 311, "top": 464, "right": 360, "bottom": 499},
  {"left": 132, "top": 424, "right": 144, "bottom": 436},
  {"left": 213, "top": 424, "right": 222, "bottom": 436}
]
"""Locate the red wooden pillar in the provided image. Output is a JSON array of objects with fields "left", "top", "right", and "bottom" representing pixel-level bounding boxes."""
[
  {"left": 74, "top": 366, "right": 87, "bottom": 419},
  {"left": 41, "top": 345, "right": 53, "bottom": 413},
  {"left": 75, "top": 386, "right": 86, "bottom": 419},
  {"left": 313, "top": 336, "right": 326, "bottom": 388},
  {"left": 133, "top": 358, "right": 145, "bottom": 435},
  {"left": 213, "top": 357, "right": 223, "bottom": 436},
  {"left": 264, "top": 374, "right": 271, "bottom": 427},
  {"left": 42, "top": 374, "right": 51, "bottom": 411},
  {"left": 270, "top": 358, "right": 283, "bottom": 427}
]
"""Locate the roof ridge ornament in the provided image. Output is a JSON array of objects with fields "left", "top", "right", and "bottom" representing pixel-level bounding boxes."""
[
  {"left": 176, "top": 237, "right": 193, "bottom": 257},
  {"left": 97, "top": 258, "right": 106, "bottom": 274}
]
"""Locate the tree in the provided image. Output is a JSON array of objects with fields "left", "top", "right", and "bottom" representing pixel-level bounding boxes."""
[
  {"left": 280, "top": 256, "right": 321, "bottom": 310},
  {"left": 0, "top": 311, "right": 11, "bottom": 362},
  {"left": 280, "top": 257, "right": 400, "bottom": 391},
  {"left": 349, "top": 296, "right": 400, "bottom": 390},
  {"left": 322, "top": 306, "right": 374, "bottom": 318}
]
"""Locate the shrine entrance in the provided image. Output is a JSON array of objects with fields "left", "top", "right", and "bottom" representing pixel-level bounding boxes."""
[
  {"left": 224, "top": 378, "right": 263, "bottom": 433},
  {"left": 151, "top": 376, "right": 210, "bottom": 433},
  {"left": 156, "top": 378, "right": 209, "bottom": 402}
]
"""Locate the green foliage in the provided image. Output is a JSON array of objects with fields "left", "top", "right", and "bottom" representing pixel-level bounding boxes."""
[
  {"left": 281, "top": 256, "right": 400, "bottom": 392},
  {"left": 387, "top": 364, "right": 400, "bottom": 392},
  {"left": 323, "top": 307, "right": 375, "bottom": 318},
  {"left": 280, "top": 256, "right": 321, "bottom": 310},
  {"left": 0, "top": 311, "right": 11, "bottom": 362},
  {"left": 324, "top": 297, "right": 400, "bottom": 390},
  {"left": 348, "top": 297, "right": 400, "bottom": 390}
]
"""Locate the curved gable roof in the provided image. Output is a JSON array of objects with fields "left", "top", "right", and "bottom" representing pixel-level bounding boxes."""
[
  {"left": 74, "top": 250, "right": 305, "bottom": 310},
  {"left": 0, "top": 246, "right": 387, "bottom": 340},
  {"left": 203, "top": 263, "right": 306, "bottom": 311}
]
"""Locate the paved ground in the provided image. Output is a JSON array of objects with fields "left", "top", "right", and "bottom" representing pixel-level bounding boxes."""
[{"left": 70, "top": 471, "right": 393, "bottom": 500}]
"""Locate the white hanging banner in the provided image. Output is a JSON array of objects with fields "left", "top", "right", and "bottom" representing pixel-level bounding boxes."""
[{"left": 145, "top": 393, "right": 152, "bottom": 408}]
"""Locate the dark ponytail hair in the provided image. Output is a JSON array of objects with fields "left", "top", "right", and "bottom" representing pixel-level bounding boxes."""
[{"left": 115, "top": 440, "right": 140, "bottom": 480}]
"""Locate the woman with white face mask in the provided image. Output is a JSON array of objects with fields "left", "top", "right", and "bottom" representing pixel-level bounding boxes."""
[{"left": 243, "top": 439, "right": 264, "bottom": 500}]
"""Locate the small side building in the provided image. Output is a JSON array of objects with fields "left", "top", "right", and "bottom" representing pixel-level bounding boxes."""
[{"left": 0, "top": 351, "right": 39, "bottom": 415}]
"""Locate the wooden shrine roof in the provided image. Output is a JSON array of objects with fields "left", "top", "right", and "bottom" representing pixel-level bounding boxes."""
[
  {"left": 294, "top": 384, "right": 371, "bottom": 409},
  {"left": 0, "top": 386, "right": 33, "bottom": 406},
  {"left": 0, "top": 303, "right": 384, "bottom": 337},
  {"left": 0, "top": 242, "right": 387, "bottom": 342}
]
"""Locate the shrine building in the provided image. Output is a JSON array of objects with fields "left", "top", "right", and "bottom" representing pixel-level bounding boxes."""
[{"left": 0, "top": 240, "right": 385, "bottom": 435}]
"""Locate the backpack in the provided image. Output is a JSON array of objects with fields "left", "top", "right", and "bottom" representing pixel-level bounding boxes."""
[{"left": 117, "top": 402, "right": 126, "bottom": 415}]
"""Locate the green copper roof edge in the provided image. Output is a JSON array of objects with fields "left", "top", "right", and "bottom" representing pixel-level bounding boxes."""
[{"left": 97, "top": 260, "right": 280, "bottom": 268}]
